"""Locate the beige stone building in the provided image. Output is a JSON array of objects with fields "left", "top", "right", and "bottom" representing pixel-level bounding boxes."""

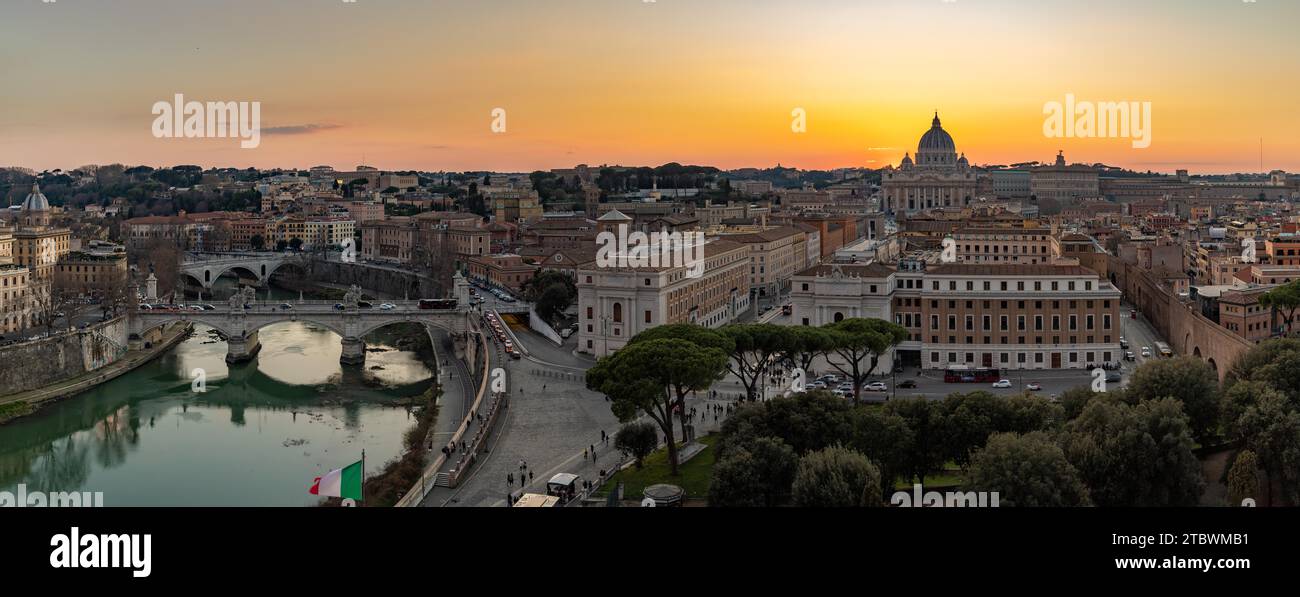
[
  {"left": 576, "top": 240, "right": 751, "bottom": 357},
  {"left": 953, "top": 227, "right": 1054, "bottom": 264},
  {"left": 361, "top": 217, "right": 419, "bottom": 263},
  {"left": 0, "top": 263, "right": 32, "bottom": 335},
  {"left": 790, "top": 260, "right": 1122, "bottom": 370},
  {"left": 715, "top": 226, "right": 808, "bottom": 298}
]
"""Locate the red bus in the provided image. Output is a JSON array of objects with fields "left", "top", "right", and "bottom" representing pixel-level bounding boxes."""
[{"left": 943, "top": 368, "right": 1001, "bottom": 383}]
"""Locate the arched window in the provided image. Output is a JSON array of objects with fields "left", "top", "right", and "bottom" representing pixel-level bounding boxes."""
[
  {"left": 833, "top": 311, "right": 844, "bottom": 323},
  {"left": 612, "top": 302, "right": 623, "bottom": 323}
]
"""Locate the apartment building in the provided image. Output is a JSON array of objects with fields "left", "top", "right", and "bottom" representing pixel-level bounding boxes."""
[
  {"left": 1266, "top": 237, "right": 1300, "bottom": 266},
  {"left": 0, "top": 263, "right": 31, "bottom": 335},
  {"left": 715, "top": 226, "right": 807, "bottom": 298},
  {"left": 789, "top": 261, "right": 1122, "bottom": 370},
  {"left": 490, "top": 190, "right": 543, "bottom": 224},
  {"left": 576, "top": 240, "right": 751, "bottom": 357},
  {"left": 467, "top": 254, "right": 539, "bottom": 292},
  {"left": 952, "top": 227, "right": 1053, "bottom": 264},
  {"left": 361, "top": 217, "right": 419, "bottom": 263},
  {"left": 1218, "top": 286, "right": 1276, "bottom": 343}
]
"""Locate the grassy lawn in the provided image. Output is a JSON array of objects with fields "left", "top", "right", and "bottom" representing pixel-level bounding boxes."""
[
  {"left": 595, "top": 435, "right": 717, "bottom": 500},
  {"left": 892, "top": 462, "right": 965, "bottom": 490}
]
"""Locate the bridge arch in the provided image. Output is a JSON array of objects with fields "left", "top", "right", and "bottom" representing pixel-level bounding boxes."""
[
  {"left": 210, "top": 265, "right": 262, "bottom": 286},
  {"left": 264, "top": 259, "right": 307, "bottom": 281}
]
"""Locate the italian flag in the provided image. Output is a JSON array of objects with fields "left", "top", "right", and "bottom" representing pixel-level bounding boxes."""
[{"left": 310, "top": 459, "right": 363, "bottom": 500}]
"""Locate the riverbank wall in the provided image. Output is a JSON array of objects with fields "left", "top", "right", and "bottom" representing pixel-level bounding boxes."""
[
  {"left": 306, "top": 261, "right": 442, "bottom": 300},
  {"left": 0, "top": 317, "right": 131, "bottom": 397}
]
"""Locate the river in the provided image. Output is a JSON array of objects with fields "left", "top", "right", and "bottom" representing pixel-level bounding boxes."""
[{"left": 0, "top": 280, "right": 436, "bottom": 506}]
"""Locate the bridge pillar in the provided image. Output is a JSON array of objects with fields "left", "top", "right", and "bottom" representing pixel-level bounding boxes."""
[
  {"left": 340, "top": 336, "right": 366, "bottom": 366},
  {"left": 226, "top": 330, "right": 262, "bottom": 364}
]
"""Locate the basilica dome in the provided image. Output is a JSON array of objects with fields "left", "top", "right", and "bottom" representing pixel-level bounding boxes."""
[
  {"left": 22, "top": 183, "right": 50, "bottom": 212},
  {"left": 915, "top": 113, "right": 958, "bottom": 167}
]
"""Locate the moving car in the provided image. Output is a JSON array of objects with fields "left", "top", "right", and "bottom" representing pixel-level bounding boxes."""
[
  {"left": 1026, "top": 383, "right": 1042, "bottom": 391},
  {"left": 897, "top": 379, "right": 917, "bottom": 389},
  {"left": 279, "top": 303, "right": 293, "bottom": 310},
  {"left": 992, "top": 379, "right": 1013, "bottom": 389},
  {"left": 379, "top": 303, "right": 396, "bottom": 310},
  {"left": 1141, "top": 346, "right": 1152, "bottom": 358},
  {"left": 1105, "top": 371, "right": 1122, "bottom": 383},
  {"left": 333, "top": 303, "right": 346, "bottom": 311},
  {"left": 1125, "top": 351, "right": 1136, "bottom": 361},
  {"left": 864, "top": 381, "right": 888, "bottom": 392}
]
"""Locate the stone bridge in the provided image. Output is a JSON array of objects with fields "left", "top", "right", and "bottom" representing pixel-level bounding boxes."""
[
  {"left": 129, "top": 301, "right": 475, "bottom": 365},
  {"left": 179, "top": 252, "right": 309, "bottom": 290}
]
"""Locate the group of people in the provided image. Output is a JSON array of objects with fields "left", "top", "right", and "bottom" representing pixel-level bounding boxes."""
[{"left": 506, "top": 459, "right": 534, "bottom": 487}]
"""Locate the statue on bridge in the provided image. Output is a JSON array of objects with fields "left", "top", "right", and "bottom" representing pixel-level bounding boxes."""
[
  {"left": 342, "top": 284, "right": 363, "bottom": 309},
  {"left": 229, "top": 286, "right": 257, "bottom": 311}
]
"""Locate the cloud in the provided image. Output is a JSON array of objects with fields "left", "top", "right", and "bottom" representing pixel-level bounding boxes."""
[{"left": 262, "top": 124, "right": 341, "bottom": 136}]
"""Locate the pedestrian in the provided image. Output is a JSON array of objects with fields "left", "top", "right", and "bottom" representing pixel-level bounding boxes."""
[
  {"left": 590, "top": 443, "right": 595, "bottom": 456},
  {"left": 529, "top": 470, "right": 534, "bottom": 482},
  {"left": 507, "top": 473, "right": 513, "bottom": 486}
]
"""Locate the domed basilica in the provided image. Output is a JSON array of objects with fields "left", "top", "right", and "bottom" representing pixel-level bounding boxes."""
[{"left": 880, "top": 113, "right": 978, "bottom": 215}]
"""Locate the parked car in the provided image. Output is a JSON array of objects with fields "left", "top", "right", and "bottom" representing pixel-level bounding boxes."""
[
  {"left": 1026, "top": 383, "right": 1042, "bottom": 391},
  {"left": 992, "top": 379, "right": 1013, "bottom": 389},
  {"left": 864, "top": 381, "right": 888, "bottom": 392},
  {"left": 1119, "top": 337, "right": 1129, "bottom": 349}
]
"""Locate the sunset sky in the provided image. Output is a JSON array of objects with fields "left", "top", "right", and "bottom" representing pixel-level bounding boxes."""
[{"left": 2, "top": 0, "right": 1297, "bottom": 174}]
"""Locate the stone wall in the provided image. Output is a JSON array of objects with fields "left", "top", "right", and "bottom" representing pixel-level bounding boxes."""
[
  {"left": 306, "top": 260, "right": 443, "bottom": 300},
  {"left": 0, "top": 317, "right": 130, "bottom": 397},
  {"left": 1108, "top": 255, "right": 1251, "bottom": 380}
]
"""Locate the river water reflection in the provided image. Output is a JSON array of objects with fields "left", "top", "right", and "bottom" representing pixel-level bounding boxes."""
[{"left": 0, "top": 321, "right": 434, "bottom": 506}]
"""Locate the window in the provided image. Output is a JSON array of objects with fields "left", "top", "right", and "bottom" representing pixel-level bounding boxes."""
[
  {"left": 612, "top": 303, "right": 623, "bottom": 323},
  {"left": 644, "top": 310, "right": 652, "bottom": 323},
  {"left": 586, "top": 307, "right": 593, "bottom": 319}
]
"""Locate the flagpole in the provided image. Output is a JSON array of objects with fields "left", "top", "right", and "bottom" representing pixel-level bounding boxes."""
[{"left": 361, "top": 449, "right": 366, "bottom": 505}]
